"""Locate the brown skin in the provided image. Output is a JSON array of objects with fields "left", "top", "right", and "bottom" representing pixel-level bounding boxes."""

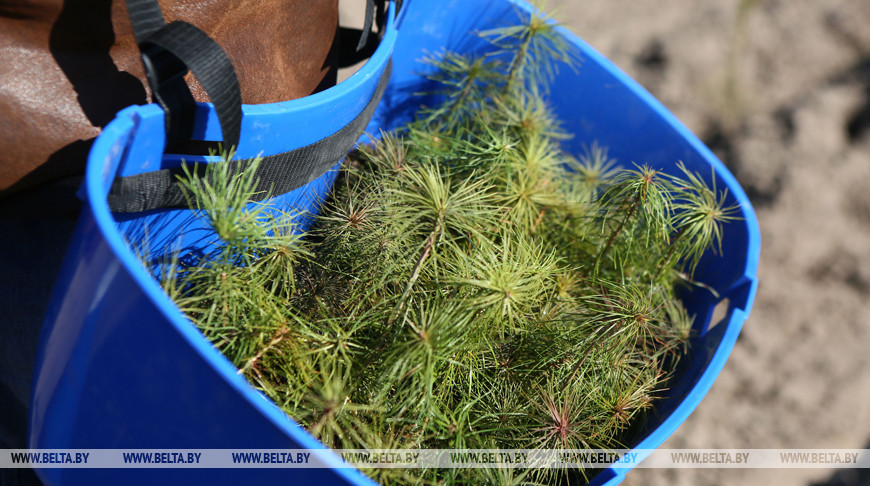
[{"left": 0, "top": 0, "right": 339, "bottom": 213}]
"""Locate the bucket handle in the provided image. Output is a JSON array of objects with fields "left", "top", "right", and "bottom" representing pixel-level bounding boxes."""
[{"left": 108, "top": 0, "right": 397, "bottom": 213}]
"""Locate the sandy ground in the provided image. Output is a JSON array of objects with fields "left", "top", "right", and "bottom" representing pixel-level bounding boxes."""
[{"left": 546, "top": 0, "right": 870, "bottom": 485}]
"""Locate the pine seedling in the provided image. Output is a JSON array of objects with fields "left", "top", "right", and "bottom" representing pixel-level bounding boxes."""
[
  {"left": 525, "top": 376, "right": 592, "bottom": 450},
  {"left": 486, "top": 83, "right": 569, "bottom": 144},
  {"left": 592, "top": 165, "right": 674, "bottom": 280},
  {"left": 290, "top": 359, "right": 378, "bottom": 450},
  {"left": 448, "top": 231, "right": 559, "bottom": 329},
  {"left": 496, "top": 136, "right": 568, "bottom": 231},
  {"left": 572, "top": 142, "right": 620, "bottom": 200},
  {"left": 660, "top": 163, "right": 741, "bottom": 278},
  {"left": 377, "top": 298, "right": 481, "bottom": 417},
  {"left": 479, "top": 3, "right": 581, "bottom": 89},
  {"left": 177, "top": 154, "right": 285, "bottom": 265},
  {"left": 418, "top": 51, "right": 505, "bottom": 130}
]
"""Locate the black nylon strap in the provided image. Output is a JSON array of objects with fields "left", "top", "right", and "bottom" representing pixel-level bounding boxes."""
[
  {"left": 142, "top": 21, "right": 242, "bottom": 149},
  {"left": 139, "top": 35, "right": 197, "bottom": 143},
  {"left": 358, "top": 0, "right": 376, "bottom": 51},
  {"left": 337, "top": 27, "right": 379, "bottom": 68},
  {"left": 125, "top": 0, "right": 242, "bottom": 148},
  {"left": 125, "top": 0, "right": 165, "bottom": 43},
  {"left": 107, "top": 61, "right": 392, "bottom": 213},
  {"left": 340, "top": 0, "right": 387, "bottom": 67}
]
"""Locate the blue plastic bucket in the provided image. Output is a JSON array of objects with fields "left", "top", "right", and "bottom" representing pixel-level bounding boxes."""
[{"left": 30, "top": 0, "right": 760, "bottom": 484}]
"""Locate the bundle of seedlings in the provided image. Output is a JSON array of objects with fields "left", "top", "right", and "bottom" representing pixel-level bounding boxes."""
[{"left": 144, "top": 7, "right": 737, "bottom": 485}]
